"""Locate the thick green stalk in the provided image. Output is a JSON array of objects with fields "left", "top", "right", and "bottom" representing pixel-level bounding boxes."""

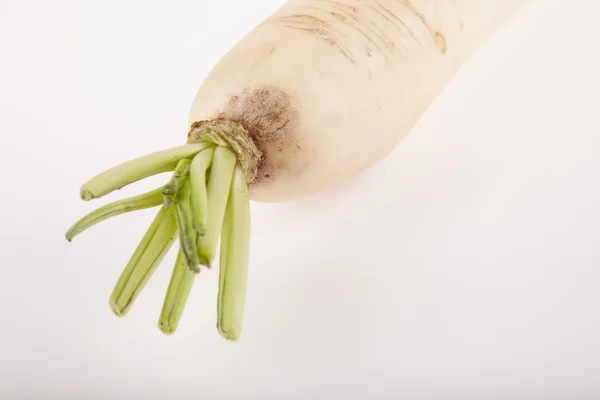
[
  {"left": 162, "top": 159, "right": 191, "bottom": 206},
  {"left": 197, "top": 147, "right": 237, "bottom": 267},
  {"left": 159, "top": 249, "right": 197, "bottom": 334},
  {"left": 65, "top": 186, "right": 165, "bottom": 241},
  {"left": 189, "top": 147, "right": 215, "bottom": 235},
  {"left": 110, "top": 205, "right": 178, "bottom": 316},
  {"left": 81, "top": 143, "right": 211, "bottom": 201},
  {"left": 217, "top": 165, "right": 251, "bottom": 341},
  {"left": 176, "top": 180, "right": 200, "bottom": 272}
]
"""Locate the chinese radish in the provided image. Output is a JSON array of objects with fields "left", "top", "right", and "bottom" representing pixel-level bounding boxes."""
[{"left": 66, "top": 0, "right": 528, "bottom": 341}]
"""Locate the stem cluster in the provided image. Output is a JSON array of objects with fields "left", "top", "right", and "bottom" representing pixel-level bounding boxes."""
[{"left": 66, "top": 140, "right": 251, "bottom": 341}]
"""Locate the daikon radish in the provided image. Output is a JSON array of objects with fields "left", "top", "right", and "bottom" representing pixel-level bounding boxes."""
[{"left": 66, "top": 0, "right": 528, "bottom": 341}]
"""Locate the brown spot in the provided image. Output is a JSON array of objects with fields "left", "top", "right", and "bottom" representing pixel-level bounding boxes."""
[
  {"left": 270, "top": 45, "right": 278, "bottom": 54},
  {"left": 435, "top": 32, "right": 447, "bottom": 54},
  {"left": 228, "top": 95, "right": 239, "bottom": 105},
  {"left": 330, "top": 11, "right": 346, "bottom": 21},
  {"left": 213, "top": 85, "right": 299, "bottom": 187}
]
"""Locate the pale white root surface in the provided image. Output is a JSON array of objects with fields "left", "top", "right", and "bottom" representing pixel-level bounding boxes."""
[{"left": 189, "top": 0, "right": 529, "bottom": 202}]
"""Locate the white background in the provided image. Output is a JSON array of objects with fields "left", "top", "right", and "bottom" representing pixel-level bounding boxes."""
[{"left": 1, "top": 0, "right": 599, "bottom": 398}]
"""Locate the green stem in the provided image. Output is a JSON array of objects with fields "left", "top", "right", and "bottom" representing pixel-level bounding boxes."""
[
  {"left": 189, "top": 147, "right": 215, "bottom": 235},
  {"left": 176, "top": 180, "right": 200, "bottom": 273},
  {"left": 197, "top": 147, "right": 237, "bottom": 267},
  {"left": 67, "top": 131, "right": 256, "bottom": 340},
  {"left": 81, "top": 143, "right": 211, "bottom": 201},
  {"left": 110, "top": 205, "right": 178, "bottom": 316},
  {"left": 65, "top": 186, "right": 165, "bottom": 241},
  {"left": 162, "top": 159, "right": 191, "bottom": 206},
  {"left": 159, "top": 249, "right": 197, "bottom": 334},
  {"left": 217, "top": 165, "right": 251, "bottom": 341}
]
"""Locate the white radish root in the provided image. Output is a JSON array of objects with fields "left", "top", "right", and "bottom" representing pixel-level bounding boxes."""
[{"left": 66, "top": 0, "right": 528, "bottom": 341}]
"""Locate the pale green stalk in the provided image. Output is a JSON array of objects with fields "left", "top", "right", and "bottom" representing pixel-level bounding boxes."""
[
  {"left": 67, "top": 122, "right": 256, "bottom": 340},
  {"left": 65, "top": 186, "right": 165, "bottom": 241},
  {"left": 162, "top": 159, "right": 191, "bottom": 206},
  {"left": 176, "top": 180, "right": 200, "bottom": 272},
  {"left": 189, "top": 147, "right": 215, "bottom": 235},
  {"left": 217, "top": 165, "right": 251, "bottom": 341},
  {"left": 110, "top": 205, "right": 178, "bottom": 316},
  {"left": 159, "top": 249, "right": 197, "bottom": 334},
  {"left": 197, "top": 147, "right": 237, "bottom": 266},
  {"left": 81, "top": 143, "right": 211, "bottom": 201}
]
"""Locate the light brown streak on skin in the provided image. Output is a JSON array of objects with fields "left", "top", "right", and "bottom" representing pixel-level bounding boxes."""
[
  {"left": 396, "top": 0, "right": 447, "bottom": 54},
  {"left": 333, "top": 6, "right": 387, "bottom": 55},
  {"left": 267, "top": 13, "right": 356, "bottom": 63},
  {"left": 318, "top": 1, "right": 359, "bottom": 22},
  {"left": 354, "top": 2, "right": 397, "bottom": 54},
  {"left": 326, "top": 38, "right": 357, "bottom": 64},
  {"left": 277, "top": 24, "right": 328, "bottom": 37},
  {"left": 270, "top": 0, "right": 447, "bottom": 61},
  {"left": 330, "top": 10, "right": 346, "bottom": 21},
  {"left": 272, "top": 14, "right": 348, "bottom": 38},
  {"left": 435, "top": 32, "right": 447, "bottom": 54},
  {"left": 277, "top": 23, "right": 356, "bottom": 63},
  {"left": 321, "top": 1, "right": 395, "bottom": 58},
  {"left": 301, "top": 2, "right": 387, "bottom": 57},
  {"left": 310, "top": 0, "right": 429, "bottom": 59},
  {"left": 357, "top": 1, "right": 415, "bottom": 59},
  {"left": 374, "top": 0, "right": 420, "bottom": 45},
  {"left": 313, "top": 0, "right": 358, "bottom": 14}
]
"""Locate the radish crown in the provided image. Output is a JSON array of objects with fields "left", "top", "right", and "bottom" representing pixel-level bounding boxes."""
[{"left": 66, "top": 121, "right": 257, "bottom": 341}]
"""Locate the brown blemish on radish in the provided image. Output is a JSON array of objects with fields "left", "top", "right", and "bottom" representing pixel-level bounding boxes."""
[
  {"left": 272, "top": 0, "right": 442, "bottom": 61},
  {"left": 266, "top": 13, "right": 356, "bottom": 64},
  {"left": 214, "top": 85, "right": 300, "bottom": 188},
  {"left": 435, "top": 32, "right": 447, "bottom": 54},
  {"left": 330, "top": 11, "right": 346, "bottom": 21},
  {"left": 362, "top": 0, "right": 411, "bottom": 51},
  {"left": 374, "top": 0, "right": 420, "bottom": 45},
  {"left": 397, "top": 0, "right": 447, "bottom": 54},
  {"left": 316, "top": 0, "right": 394, "bottom": 58},
  {"left": 328, "top": 4, "right": 385, "bottom": 56}
]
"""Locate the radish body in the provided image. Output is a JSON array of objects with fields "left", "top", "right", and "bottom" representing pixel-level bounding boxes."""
[
  {"left": 189, "top": 0, "right": 528, "bottom": 202},
  {"left": 67, "top": 0, "right": 528, "bottom": 340}
]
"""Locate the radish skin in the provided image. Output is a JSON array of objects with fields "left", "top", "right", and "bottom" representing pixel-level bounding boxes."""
[
  {"left": 189, "top": 0, "right": 529, "bottom": 202},
  {"left": 66, "top": 0, "right": 528, "bottom": 341}
]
